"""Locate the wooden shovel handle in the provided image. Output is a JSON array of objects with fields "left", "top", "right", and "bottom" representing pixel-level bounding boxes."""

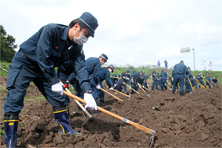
[
  {"left": 122, "top": 82, "right": 139, "bottom": 94},
  {"left": 63, "top": 91, "right": 156, "bottom": 136},
  {"left": 105, "top": 85, "right": 129, "bottom": 97},
  {"left": 100, "top": 88, "right": 123, "bottom": 102},
  {"left": 59, "top": 79, "right": 92, "bottom": 118}
]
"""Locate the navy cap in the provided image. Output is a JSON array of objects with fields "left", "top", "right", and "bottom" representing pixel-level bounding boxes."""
[
  {"left": 164, "top": 68, "right": 166, "bottom": 70},
  {"left": 207, "top": 73, "right": 210, "bottom": 75},
  {"left": 187, "top": 67, "right": 190, "bottom": 69},
  {"left": 126, "top": 70, "right": 130, "bottom": 73},
  {"left": 141, "top": 71, "right": 145, "bottom": 75},
  {"left": 78, "top": 12, "right": 98, "bottom": 38},
  {"left": 117, "top": 74, "right": 120, "bottom": 77},
  {"left": 180, "top": 60, "right": 184, "bottom": 63},
  {"left": 100, "top": 53, "right": 108, "bottom": 62},
  {"left": 157, "top": 73, "right": 159, "bottom": 75},
  {"left": 108, "top": 65, "right": 114, "bottom": 72}
]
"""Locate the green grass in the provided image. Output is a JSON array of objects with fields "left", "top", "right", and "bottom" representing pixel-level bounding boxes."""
[
  {"left": 24, "top": 95, "right": 45, "bottom": 103},
  {"left": 0, "top": 62, "right": 10, "bottom": 77},
  {"left": 1, "top": 62, "right": 221, "bottom": 84}
]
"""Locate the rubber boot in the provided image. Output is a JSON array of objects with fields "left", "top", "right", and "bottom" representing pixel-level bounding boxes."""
[
  {"left": 4, "top": 112, "right": 19, "bottom": 148},
  {"left": 58, "top": 105, "right": 71, "bottom": 134},
  {"left": 53, "top": 106, "right": 82, "bottom": 136},
  {"left": 180, "top": 92, "right": 185, "bottom": 96},
  {"left": 99, "top": 98, "right": 105, "bottom": 105},
  {"left": 161, "top": 86, "right": 164, "bottom": 91},
  {"left": 172, "top": 91, "right": 175, "bottom": 96}
]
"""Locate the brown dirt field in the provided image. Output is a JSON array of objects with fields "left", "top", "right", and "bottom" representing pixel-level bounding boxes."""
[{"left": 0, "top": 77, "right": 221, "bottom": 147}]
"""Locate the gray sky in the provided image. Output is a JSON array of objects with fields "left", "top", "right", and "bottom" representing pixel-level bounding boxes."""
[{"left": 1, "top": 0, "right": 222, "bottom": 71}]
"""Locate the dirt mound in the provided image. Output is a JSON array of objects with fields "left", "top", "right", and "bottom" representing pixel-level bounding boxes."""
[{"left": 0, "top": 85, "right": 221, "bottom": 147}]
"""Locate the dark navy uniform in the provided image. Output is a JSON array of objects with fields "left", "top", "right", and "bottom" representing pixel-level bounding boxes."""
[
  {"left": 4, "top": 23, "right": 93, "bottom": 146},
  {"left": 205, "top": 75, "right": 212, "bottom": 89},
  {"left": 172, "top": 61, "right": 189, "bottom": 95},
  {"left": 5, "top": 24, "right": 90, "bottom": 113},
  {"left": 141, "top": 74, "right": 150, "bottom": 89},
  {"left": 121, "top": 71, "right": 131, "bottom": 92},
  {"left": 159, "top": 70, "right": 167, "bottom": 91},
  {"left": 197, "top": 73, "right": 205, "bottom": 88},
  {"left": 97, "top": 68, "right": 112, "bottom": 101},
  {"left": 110, "top": 74, "right": 120, "bottom": 87},
  {"left": 212, "top": 77, "right": 218, "bottom": 87},
  {"left": 59, "top": 57, "right": 101, "bottom": 101},
  {"left": 185, "top": 69, "right": 193, "bottom": 93},
  {"left": 151, "top": 71, "right": 159, "bottom": 90},
  {"left": 130, "top": 72, "right": 142, "bottom": 94},
  {"left": 192, "top": 76, "right": 198, "bottom": 89}
]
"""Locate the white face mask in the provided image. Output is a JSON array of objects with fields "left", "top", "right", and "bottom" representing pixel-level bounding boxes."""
[
  {"left": 73, "top": 32, "right": 88, "bottom": 45},
  {"left": 108, "top": 68, "right": 112, "bottom": 73}
]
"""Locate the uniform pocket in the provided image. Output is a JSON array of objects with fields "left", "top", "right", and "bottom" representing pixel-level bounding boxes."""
[
  {"left": 6, "top": 64, "right": 22, "bottom": 89},
  {"left": 51, "top": 49, "right": 61, "bottom": 57}
]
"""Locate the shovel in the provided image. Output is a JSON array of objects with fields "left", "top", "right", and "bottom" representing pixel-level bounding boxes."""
[
  {"left": 138, "top": 83, "right": 151, "bottom": 97},
  {"left": 63, "top": 90, "right": 156, "bottom": 147},
  {"left": 105, "top": 85, "right": 130, "bottom": 99}
]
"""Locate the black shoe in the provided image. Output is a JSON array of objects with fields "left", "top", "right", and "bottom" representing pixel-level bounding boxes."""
[
  {"left": 99, "top": 98, "right": 105, "bottom": 104},
  {"left": 180, "top": 93, "right": 185, "bottom": 96}
]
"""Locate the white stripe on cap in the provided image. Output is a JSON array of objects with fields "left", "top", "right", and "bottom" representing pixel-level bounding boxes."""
[
  {"left": 78, "top": 17, "right": 95, "bottom": 32},
  {"left": 100, "top": 55, "right": 107, "bottom": 60}
]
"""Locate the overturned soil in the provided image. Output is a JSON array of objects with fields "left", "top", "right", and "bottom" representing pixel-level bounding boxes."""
[{"left": 0, "top": 78, "right": 221, "bottom": 147}]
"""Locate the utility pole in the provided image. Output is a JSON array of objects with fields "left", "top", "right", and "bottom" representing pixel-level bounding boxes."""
[{"left": 180, "top": 47, "right": 195, "bottom": 71}]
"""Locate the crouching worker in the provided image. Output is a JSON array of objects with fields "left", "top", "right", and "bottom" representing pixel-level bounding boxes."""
[
  {"left": 130, "top": 71, "right": 144, "bottom": 94},
  {"left": 159, "top": 69, "right": 167, "bottom": 91},
  {"left": 4, "top": 12, "right": 99, "bottom": 147},
  {"left": 110, "top": 74, "right": 120, "bottom": 88},
  {"left": 97, "top": 65, "right": 114, "bottom": 105},
  {"left": 58, "top": 53, "right": 108, "bottom": 117}
]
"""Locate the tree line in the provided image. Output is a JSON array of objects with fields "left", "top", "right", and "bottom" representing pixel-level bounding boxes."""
[{"left": 0, "top": 25, "right": 17, "bottom": 62}]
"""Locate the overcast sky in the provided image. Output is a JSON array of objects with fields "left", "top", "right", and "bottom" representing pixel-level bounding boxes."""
[{"left": 1, "top": 0, "right": 222, "bottom": 71}]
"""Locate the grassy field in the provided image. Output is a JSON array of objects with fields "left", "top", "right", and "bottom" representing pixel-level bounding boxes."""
[
  {"left": 1, "top": 62, "right": 222, "bottom": 84},
  {"left": 111, "top": 66, "right": 222, "bottom": 84}
]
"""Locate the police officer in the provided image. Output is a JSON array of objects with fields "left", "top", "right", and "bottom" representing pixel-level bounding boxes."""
[
  {"left": 197, "top": 72, "right": 205, "bottom": 88},
  {"left": 140, "top": 74, "right": 151, "bottom": 90},
  {"left": 212, "top": 77, "right": 219, "bottom": 87},
  {"left": 172, "top": 60, "right": 189, "bottom": 96},
  {"left": 97, "top": 65, "right": 114, "bottom": 104},
  {"left": 110, "top": 74, "right": 120, "bottom": 88},
  {"left": 130, "top": 71, "right": 144, "bottom": 94},
  {"left": 192, "top": 76, "right": 198, "bottom": 89},
  {"left": 151, "top": 68, "right": 159, "bottom": 90},
  {"left": 185, "top": 67, "right": 193, "bottom": 93},
  {"left": 205, "top": 74, "right": 212, "bottom": 89},
  {"left": 159, "top": 68, "right": 167, "bottom": 91},
  {"left": 4, "top": 12, "right": 99, "bottom": 147},
  {"left": 59, "top": 53, "right": 108, "bottom": 117},
  {"left": 121, "top": 70, "right": 131, "bottom": 93}
]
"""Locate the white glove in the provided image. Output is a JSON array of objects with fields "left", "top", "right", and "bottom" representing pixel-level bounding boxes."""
[
  {"left": 51, "top": 82, "right": 63, "bottom": 95},
  {"left": 131, "top": 78, "right": 134, "bottom": 83},
  {"left": 84, "top": 93, "right": 97, "bottom": 110},
  {"left": 96, "top": 84, "right": 101, "bottom": 89},
  {"left": 109, "top": 87, "right": 113, "bottom": 90}
]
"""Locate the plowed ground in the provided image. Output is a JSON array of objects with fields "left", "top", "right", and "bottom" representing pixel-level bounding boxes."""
[{"left": 0, "top": 76, "right": 221, "bottom": 147}]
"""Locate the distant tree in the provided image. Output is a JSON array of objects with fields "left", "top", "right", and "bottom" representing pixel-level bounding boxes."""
[{"left": 0, "top": 25, "right": 17, "bottom": 62}]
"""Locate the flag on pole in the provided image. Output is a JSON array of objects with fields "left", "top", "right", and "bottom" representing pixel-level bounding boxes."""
[{"left": 180, "top": 47, "right": 190, "bottom": 54}]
